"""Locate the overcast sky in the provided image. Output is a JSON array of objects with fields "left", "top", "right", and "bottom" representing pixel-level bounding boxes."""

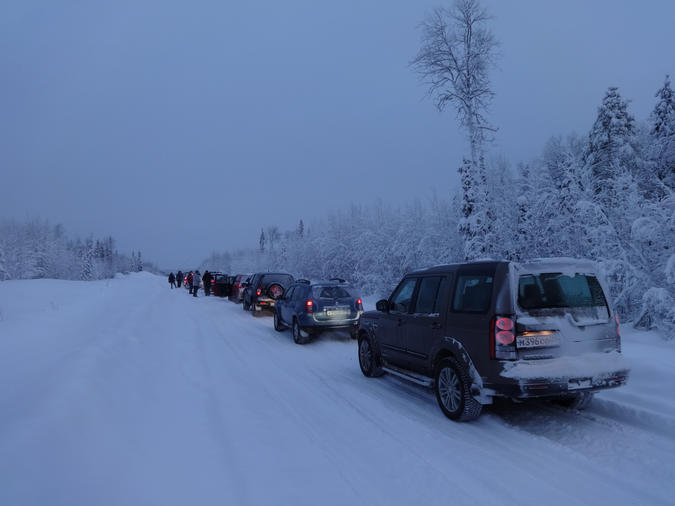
[{"left": 1, "top": 0, "right": 673, "bottom": 269}]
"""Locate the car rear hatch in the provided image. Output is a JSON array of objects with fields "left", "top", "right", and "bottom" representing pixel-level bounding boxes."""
[
  {"left": 512, "top": 261, "right": 620, "bottom": 360},
  {"left": 311, "top": 285, "right": 358, "bottom": 322}
]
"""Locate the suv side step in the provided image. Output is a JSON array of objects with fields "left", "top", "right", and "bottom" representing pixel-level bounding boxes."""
[{"left": 382, "top": 365, "right": 434, "bottom": 388}]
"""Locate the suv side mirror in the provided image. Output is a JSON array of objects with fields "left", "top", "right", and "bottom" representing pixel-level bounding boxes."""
[{"left": 376, "top": 299, "right": 389, "bottom": 312}]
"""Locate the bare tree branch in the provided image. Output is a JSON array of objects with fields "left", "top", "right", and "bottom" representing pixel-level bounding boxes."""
[{"left": 410, "top": 0, "right": 498, "bottom": 164}]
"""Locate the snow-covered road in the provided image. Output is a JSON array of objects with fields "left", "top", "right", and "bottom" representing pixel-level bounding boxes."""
[{"left": 1, "top": 273, "right": 673, "bottom": 506}]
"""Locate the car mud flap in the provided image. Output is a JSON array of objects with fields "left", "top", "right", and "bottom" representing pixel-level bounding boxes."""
[{"left": 443, "top": 336, "right": 494, "bottom": 405}]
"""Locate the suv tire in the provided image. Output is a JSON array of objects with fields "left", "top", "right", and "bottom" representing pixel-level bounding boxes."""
[
  {"left": 555, "top": 392, "right": 594, "bottom": 410},
  {"left": 358, "top": 335, "right": 383, "bottom": 377},
  {"left": 274, "top": 311, "right": 286, "bottom": 332},
  {"left": 243, "top": 297, "right": 250, "bottom": 311},
  {"left": 292, "top": 319, "right": 309, "bottom": 345},
  {"left": 434, "top": 357, "right": 482, "bottom": 422}
]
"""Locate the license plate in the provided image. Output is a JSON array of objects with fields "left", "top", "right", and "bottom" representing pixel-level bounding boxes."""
[
  {"left": 516, "top": 333, "right": 560, "bottom": 349},
  {"left": 326, "top": 309, "right": 348, "bottom": 317}
]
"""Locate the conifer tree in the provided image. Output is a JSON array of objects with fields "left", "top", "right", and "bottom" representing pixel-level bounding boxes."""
[
  {"left": 80, "top": 239, "right": 94, "bottom": 281},
  {"left": 649, "top": 75, "right": 675, "bottom": 193}
]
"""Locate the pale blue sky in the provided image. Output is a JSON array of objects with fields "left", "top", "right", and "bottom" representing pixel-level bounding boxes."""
[{"left": 1, "top": 0, "right": 673, "bottom": 267}]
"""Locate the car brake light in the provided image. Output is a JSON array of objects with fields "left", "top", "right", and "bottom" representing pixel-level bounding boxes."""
[
  {"left": 615, "top": 313, "right": 621, "bottom": 337},
  {"left": 256, "top": 287, "right": 262, "bottom": 297},
  {"left": 211, "top": 279, "right": 215, "bottom": 283},
  {"left": 356, "top": 298, "right": 363, "bottom": 311},
  {"left": 305, "top": 300, "right": 314, "bottom": 314},
  {"left": 614, "top": 313, "right": 622, "bottom": 352},
  {"left": 491, "top": 316, "right": 516, "bottom": 360},
  {"left": 238, "top": 283, "right": 242, "bottom": 288}
]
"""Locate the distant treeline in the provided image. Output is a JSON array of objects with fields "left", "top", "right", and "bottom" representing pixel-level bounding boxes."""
[
  {"left": 0, "top": 218, "right": 151, "bottom": 281},
  {"left": 202, "top": 81, "right": 675, "bottom": 338}
]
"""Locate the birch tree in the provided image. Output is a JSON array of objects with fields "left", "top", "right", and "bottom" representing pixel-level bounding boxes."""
[{"left": 411, "top": 0, "right": 498, "bottom": 259}]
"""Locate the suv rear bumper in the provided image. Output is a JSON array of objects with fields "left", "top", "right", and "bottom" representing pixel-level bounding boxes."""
[
  {"left": 254, "top": 297, "right": 277, "bottom": 309},
  {"left": 299, "top": 317, "right": 360, "bottom": 334},
  {"left": 488, "top": 370, "right": 629, "bottom": 399}
]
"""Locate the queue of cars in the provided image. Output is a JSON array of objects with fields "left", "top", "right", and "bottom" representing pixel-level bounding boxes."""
[{"left": 215, "top": 258, "right": 629, "bottom": 422}]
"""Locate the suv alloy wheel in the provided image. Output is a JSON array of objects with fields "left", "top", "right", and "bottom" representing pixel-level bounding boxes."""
[{"left": 434, "top": 357, "right": 482, "bottom": 422}]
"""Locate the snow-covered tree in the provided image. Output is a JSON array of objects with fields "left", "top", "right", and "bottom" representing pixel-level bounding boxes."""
[
  {"left": 411, "top": 0, "right": 498, "bottom": 260},
  {"left": 649, "top": 75, "right": 675, "bottom": 193},
  {"left": 0, "top": 244, "right": 8, "bottom": 281},
  {"left": 80, "top": 239, "right": 95, "bottom": 281},
  {"left": 585, "top": 87, "right": 642, "bottom": 234}
]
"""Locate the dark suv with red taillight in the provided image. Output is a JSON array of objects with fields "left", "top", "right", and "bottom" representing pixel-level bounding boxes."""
[
  {"left": 243, "top": 272, "right": 295, "bottom": 313},
  {"left": 229, "top": 273, "right": 253, "bottom": 303},
  {"left": 273, "top": 279, "right": 363, "bottom": 344},
  {"left": 357, "top": 259, "right": 629, "bottom": 422}
]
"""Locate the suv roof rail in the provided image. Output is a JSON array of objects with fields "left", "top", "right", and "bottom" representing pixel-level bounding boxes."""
[
  {"left": 329, "top": 277, "right": 346, "bottom": 283},
  {"left": 296, "top": 279, "right": 311, "bottom": 284}
]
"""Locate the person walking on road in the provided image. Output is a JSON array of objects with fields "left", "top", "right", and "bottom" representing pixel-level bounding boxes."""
[
  {"left": 203, "top": 270, "right": 213, "bottom": 296},
  {"left": 193, "top": 270, "right": 201, "bottom": 297},
  {"left": 176, "top": 270, "right": 183, "bottom": 288},
  {"left": 168, "top": 272, "right": 176, "bottom": 289},
  {"left": 188, "top": 271, "right": 194, "bottom": 294}
]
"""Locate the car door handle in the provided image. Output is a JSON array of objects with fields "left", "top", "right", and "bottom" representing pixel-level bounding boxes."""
[{"left": 431, "top": 322, "right": 442, "bottom": 329}]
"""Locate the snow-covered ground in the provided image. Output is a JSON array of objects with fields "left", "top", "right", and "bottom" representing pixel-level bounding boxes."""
[{"left": 1, "top": 273, "right": 673, "bottom": 506}]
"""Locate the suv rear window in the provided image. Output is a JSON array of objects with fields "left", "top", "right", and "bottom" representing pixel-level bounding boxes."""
[
  {"left": 312, "top": 286, "right": 352, "bottom": 299},
  {"left": 518, "top": 273, "right": 609, "bottom": 318},
  {"left": 260, "top": 274, "right": 294, "bottom": 286}
]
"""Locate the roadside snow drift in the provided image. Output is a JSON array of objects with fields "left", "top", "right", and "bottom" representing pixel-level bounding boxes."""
[{"left": 1, "top": 274, "right": 674, "bottom": 506}]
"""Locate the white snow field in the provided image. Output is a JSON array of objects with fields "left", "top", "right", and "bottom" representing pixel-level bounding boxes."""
[{"left": 1, "top": 273, "right": 674, "bottom": 506}]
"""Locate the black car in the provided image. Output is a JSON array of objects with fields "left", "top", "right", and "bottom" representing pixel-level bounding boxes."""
[
  {"left": 274, "top": 279, "right": 363, "bottom": 344},
  {"left": 357, "top": 259, "right": 629, "bottom": 422},
  {"left": 243, "top": 272, "right": 295, "bottom": 313},
  {"left": 211, "top": 272, "right": 232, "bottom": 297}
]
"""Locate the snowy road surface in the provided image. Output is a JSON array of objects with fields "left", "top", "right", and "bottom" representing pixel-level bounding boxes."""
[{"left": 1, "top": 273, "right": 674, "bottom": 506}]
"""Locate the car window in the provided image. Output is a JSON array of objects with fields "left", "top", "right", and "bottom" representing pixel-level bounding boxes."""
[
  {"left": 452, "top": 274, "right": 493, "bottom": 313},
  {"left": 434, "top": 277, "right": 449, "bottom": 314},
  {"left": 312, "top": 286, "right": 352, "bottom": 299},
  {"left": 413, "top": 276, "right": 444, "bottom": 315},
  {"left": 518, "top": 273, "right": 609, "bottom": 319},
  {"left": 261, "top": 274, "right": 294, "bottom": 286},
  {"left": 292, "top": 286, "right": 306, "bottom": 301},
  {"left": 285, "top": 286, "right": 295, "bottom": 300},
  {"left": 390, "top": 278, "right": 418, "bottom": 313}
]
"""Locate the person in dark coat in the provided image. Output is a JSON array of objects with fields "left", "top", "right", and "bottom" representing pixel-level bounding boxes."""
[
  {"left": 168, "top": 272, "right": 176, "bottom": 289},
  {"left": 176, "top": 270, "right": 183, "bottom": 288},
  {"left": 192, "top": 270, "right": 201, "bottom": 297},
  {"left": 188, "top": 271, "right": 194, "bottom": 294},
  {"left": 202, "top": 270, "right": 213, "bottom": 296}
]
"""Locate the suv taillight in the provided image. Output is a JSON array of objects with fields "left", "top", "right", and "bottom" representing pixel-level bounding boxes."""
[
  {"left": 356, "top": 298, "right": 363, "bottom": 311},
  {"left": 490, "top": 316, "right": 517, "bottom": 360},
  {"left": 615, "top": 313, "right": 622, "bottom": 352},
  {"left": 256, "top": 287, "right": 262, "bottom": 297},
  {"left": 305, "top": 300, "right": 314, "bottom": 314}
]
